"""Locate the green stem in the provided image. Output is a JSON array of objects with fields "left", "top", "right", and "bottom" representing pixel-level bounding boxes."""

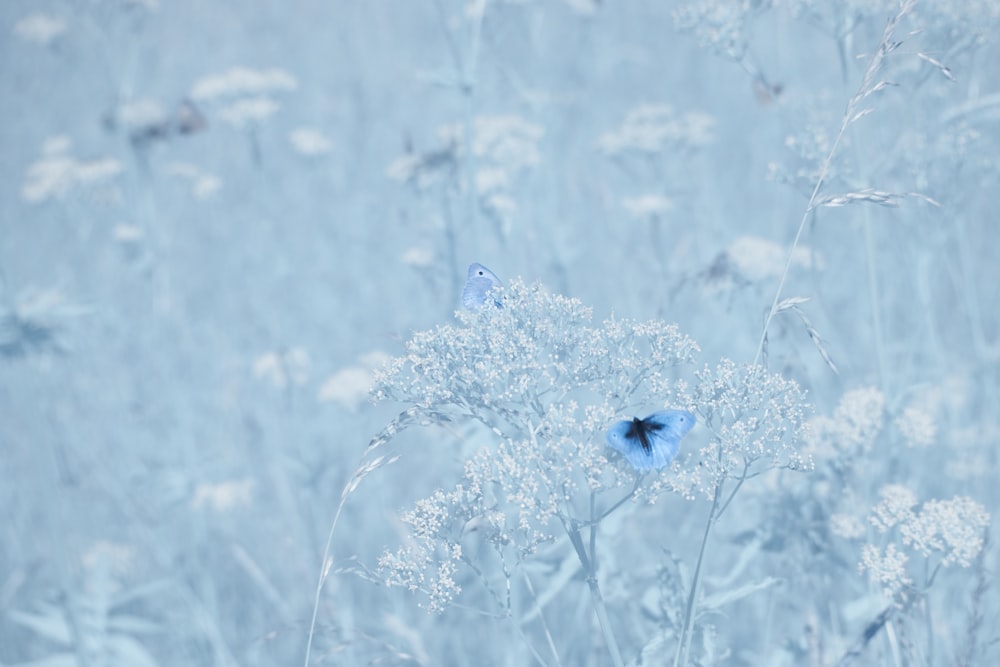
[
  {"left": 753, "top": 1, "right": 914, "bottom": 369},
  {"left": 673, "top": 482, "right": 722, "bottom": 667},
  {"left": 566, "top": 523, "right": 625, "bottom": 667}
]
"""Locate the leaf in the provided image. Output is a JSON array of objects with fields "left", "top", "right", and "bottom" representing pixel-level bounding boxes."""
[
  {"left": 849, "top": 108, "right": 875, "bottom": 124},
  {"left": 918, "top": 52, "right": 955, "bottom": 81},
  {"left": 108, "top": 614, "right": 162, "bottom": 635},
  {"left": 9, "top": 653, "right": 78, "bottom": 667},
  {"left": 774, "top": 296, "right": 811, "bottom": 313},
  {"left": 8, "top": 606, "right": 72, "bottom": 645},
  {"left": 632, "top": 631, "right": 671, "bottom": 667},
  {"left": 108, "top": 634, "right": 160, "bottom": 667},
  {"left": 700, "top": 576, "right": 782, "bottom": 611}
]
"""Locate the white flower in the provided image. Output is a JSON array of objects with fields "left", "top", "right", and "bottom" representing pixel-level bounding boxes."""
[
  {"left": 860, "top": 543, "right": 911, "bottom": 596},
  {"left": 191, "top": 67, "right": 298, "bottom": 101},
  {"left": 894, "top": 406, "right": 936, "bottom": 448},
  {"left": 622, "top": 195, "right": 674, "bottom": 219},
  {"left": 218, "top": 96, "right": 281, "bottom": 127},
  {"left": 318, "top": 351, "right": 391, "bottom": 411},
  {"left": 870, "top": 484, "right": 918, "bottom": 532},
  {"left": 726, "top": 235, "right": 820, "bottom": 281},
  {"left": 253, "top": 347, "right": 311, "bottom": 389},
  {"left": 289, "top": 128, "right": 333, "bottom": 156},
  {"left": 21, "top": 139, "right": 123, "bottom": 203},
  {"left": 830, "top": 513, "right": 866, "bottom": 539},
  {"left": 14, "top": 13, "right": 67, "bottom": 45},
  {"left": 598, "top": 104, "right": 715, "bottom": 155}
]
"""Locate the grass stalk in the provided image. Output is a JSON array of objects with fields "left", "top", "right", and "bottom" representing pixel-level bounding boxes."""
[
  {"left": 673, "top": 482, "right": 722, "bottom": 667},
  {"left": 565, "top": 521, "right": 624, "bottom": 667}
]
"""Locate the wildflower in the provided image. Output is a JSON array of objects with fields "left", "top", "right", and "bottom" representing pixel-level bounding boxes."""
[
  {"left": 894, "top": 406, "right": 936, "bottom": 448},
  {"left": 289, "top": 128, "right": 333, "bottom": 156},
  {"left": 14, "top": 13, "right": 67, "bottom": 45},
  {"left": 859, "top": 543, "right": 912, "bottom": 597},
  {"left": 804, "top": 387, "right": 885, "bottom": 463},
  {"left": 597, "top": 104, "right": 714, "bottom": 155},
  {"left": 659, "top": 359, "right": 812, "bottom": 501},
  {"left": 860, "top": 484, "right": 990, "bottom": 599},
  {"left": 374, "top": 279, "right": 700, "bottom": 609},
  {"left": 900, "top": 496, "right": 990, "bottom": 567},
  {"left": 830, "top": 513, "right": 866, "bottom": 540},
  {"left": 869, "top": 484, "right": 918, "bottom": 532},
  {"left": 21, "top": 139, "right": 123, "bottom": 204}
]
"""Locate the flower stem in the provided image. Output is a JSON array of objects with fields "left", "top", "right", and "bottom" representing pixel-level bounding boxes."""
[
  {"left": 674, "top": 482, "right": 722, "bottom": 667},
  {"left": 566, "top": 522, "right": 625, "bottom": 667}
]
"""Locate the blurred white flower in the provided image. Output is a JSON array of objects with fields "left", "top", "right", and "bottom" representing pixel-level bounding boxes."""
[
  {"left": 472, "top": 115, "right": 544, "bottom": 170},
  {"left": 218, "top": 96, "right": 280, "bottom": 128},
  {"left": 191, "top": 479, "right": 255, "bottom": 512},
  {"left": 830, "top": 513, "right": 866, "bottom": 539},
  {"left": 387, "top": 154, "right": 423, "bottom": 183},
  {"left": 191, "top": 66, "right": 298, "bottom": 101},
  {"left": 870, "top": 484, "right": 918, "bottom": 532},
  {"left": 894, "top": 406, "right": 936, "bottom": 448},
  {"left": 21, "top": 138, "right": 123, "bottom": 203},
  {"left": 112, "top": 224, "right": 144, "bottom": 242},
  {"left": 859, "top": 543, "right": 911, "bottom": 596},
  {"left": 562, "top": 0, "right": 599, "bottom": 16},
  {"left": 805, "top": 387, "right": 885, "bottom": 461},
  {"left": 117, "top": 98, "right": 168, "bottom": 130},
  {"left": 167, "top": 162, "right": 221, "bottom": 199},
  {"left": 598, "top": 104, "right": 715, "bottom": 155},
  {"left": 81, "top": 540, "right": 135, "bottom": 577},
  {"left": 14, "top": 13, "right": 67, "bottom": 45},
  {"left": 401, "top": 246, "right": 435, "bottom": 268},
  {"left": 318, "top": 351, "right": 391, "bottom": 411},
  {"left": 253, "top": 347, "right": 311, "bottom": 390},
  {"left": 861, "top": 484, "right": 990, "bottom": 597},
  {"left": 726, "top": 235, "right": 820, "bottom": 281},
  {"left": 289, "top": 128, "right": 333, "bottom": 156},
  {"left": 318, "top": 367, "right": 373, "bottom": 411},
  {"left": 387, "top": 116, "right": 541, "bottom": 230},
  {"left": 464, "top": 0, "right": 487, "bottom": 20},
  {"left": 475, "top": 167, "right": 510, "bottom": 193},
  {"left": 43, "top": 136, "right": 72, "bottom": 154},
  {"left": 622, "top": 194, "right": 674, "bottom": 219},
  {"left": 900, "top": 496, "right": 990, "bottom": 567}
]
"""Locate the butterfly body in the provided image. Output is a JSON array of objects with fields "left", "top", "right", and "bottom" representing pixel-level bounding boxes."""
[
  {"left": 605, "top": 410, "right": 695, "bottom": 472},
  {"left": 462, "top": 263, "right": 503, "bottom": 309}
]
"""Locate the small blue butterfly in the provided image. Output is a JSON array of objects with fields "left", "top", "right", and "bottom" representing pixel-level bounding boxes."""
[
  {"left": 462, "top": 263, "right": 503, "bottom": 309},
  {"left": 605, "top": 410, "right": 695, "bottom": 472}
]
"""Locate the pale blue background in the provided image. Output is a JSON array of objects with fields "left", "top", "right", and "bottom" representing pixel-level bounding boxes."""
[{"left": 2, "top": 1, "right": 997, "bottom": 664}]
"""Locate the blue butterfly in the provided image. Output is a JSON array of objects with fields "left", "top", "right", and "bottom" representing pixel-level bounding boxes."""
[
  {"left": 462, "top": 263, "right": 503, "bottom": 309},
  {"left": 605, "top": 410, "right": 695, "bottom": 472}
]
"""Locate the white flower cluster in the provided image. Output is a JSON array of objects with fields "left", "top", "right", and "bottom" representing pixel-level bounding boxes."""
[
  {"left": 657, "top": 359, "right": 812, "bottom": 501},
  {"left": 375, "top": 279, "right": 813, "bottom": 611},
  {"left": 190, "top": 66, "right": 298, "bottom": 128},
  {"left": 672, "top": 0, "right": 753, "bottom": 61},
  {"left": 387, "top": 115, "right": 543, "bottom": 230},
  {"left": 22, "top": 137, "right": 123, "bottom": 204},
  {"left": 375, "top": 279, "right": 704, "bottom": 610},
  {"left": 597, "top": 104, "right": 715, "bottom": 155},
  {"left": 860, "top": 484, "right": 990, "bottom": 598},
  {"left": 804, "top": 386, "right": 885, "bottom": 464}
]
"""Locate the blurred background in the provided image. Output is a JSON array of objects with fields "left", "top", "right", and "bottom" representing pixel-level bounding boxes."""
[{"left": 2, "top": 0, "right": 998, "bottom": 664}]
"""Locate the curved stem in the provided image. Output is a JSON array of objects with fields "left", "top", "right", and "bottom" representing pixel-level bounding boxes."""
[
  {"left": 753, "top": 0, "right": 915, "bottom": 368},
  {"left": 303, "top": 502, "right": 345, "bottom": 666},
  {"left": 674, "top": 482, "right": 722, "bottom": 667},
  {"left": 521, "top": 569, "right": 562, "bottom": 667},
  {"left": 565, "top": 521, "right": 625, "bottom": 667}
]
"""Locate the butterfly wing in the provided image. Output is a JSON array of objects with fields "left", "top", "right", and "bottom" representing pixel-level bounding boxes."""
[
  {"left": 462, "top": 263, "right": 503, "bottom": 309},
  {"left": 605, "top": 409, "right": 695, "bottom": 472}
]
